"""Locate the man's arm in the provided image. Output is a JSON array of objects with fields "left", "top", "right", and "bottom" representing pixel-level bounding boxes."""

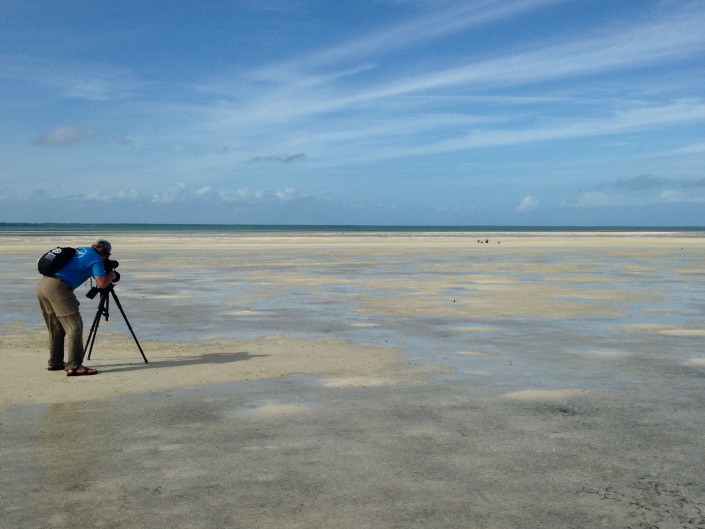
[{"left": 95, "top": 271, "right": 116, "bottom": 289}]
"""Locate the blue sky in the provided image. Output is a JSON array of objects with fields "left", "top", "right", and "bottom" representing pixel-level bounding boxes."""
[{"left": 1, "top": 0, "right": 704, "bottom": 226}]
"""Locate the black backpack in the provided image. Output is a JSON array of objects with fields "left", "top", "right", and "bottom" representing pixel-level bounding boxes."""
[{"left": 38, "top": 247, "right": 77, "bottom": 276}]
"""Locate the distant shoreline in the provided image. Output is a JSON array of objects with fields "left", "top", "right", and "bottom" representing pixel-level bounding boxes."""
[{"left": 2, "top": 222, "right": 704, "bottom": 235}]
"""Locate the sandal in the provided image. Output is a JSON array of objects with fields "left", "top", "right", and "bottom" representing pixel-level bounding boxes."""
[
  {"left": 66, "top": 365, "right": 99, "bottom": 377},
  {"left": 47, "top": 362, "right": 66, "bottom": 371}
]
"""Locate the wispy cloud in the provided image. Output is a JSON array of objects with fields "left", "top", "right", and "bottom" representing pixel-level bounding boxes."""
[
  {"left": 276, "top": 0, "right": 568, "bottom": 70},
  {"left": 668, "top": 142, "right": 705, "bottom": 155},
  {"left": 1, "top": 55, "right": 142, "bottom": 101},
  {"left": 577, "top": 192, "right": 643, "bottom": 208},
  {"left": 249, "top": 153, "right": 306, "bottom": 163},
  {"left": 200, "top": 3, "right": 705, "bottom": 166},
  {"left": 150, "top": 182, "right": 312, "bottom": 206},
  {"left": 577, "top": 188, "right": 705, "bottom": 208},
  {"left": 208, "top": 1, "right": 578, "bottom": 123},
  {"left": 657, "top": 189, "right": 705, "bottom": 203},
  {"left": 614, "top": 174, "right": 705, "bottom": 191},
  {"left": 34, "top": 125, "right": 99, "bottom": 147},
  {"left": 361, "top": 100, "right": 705, "bottom": 161},
  {"left": 680, "top": 178, "right": 705, "bottom": 188},
  {"left": 615, "top": 174, "right": 672, "bottom": 190},
  {"left": 515, "top": 195, "right": 540, "bottom": 212},
  {"left": 343, "top": 8, "right": 705, "bottom": 104}
]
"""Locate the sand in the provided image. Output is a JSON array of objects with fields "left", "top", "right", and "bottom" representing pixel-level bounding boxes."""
[{"left": 1, "top": 231, "right": 704, "bottom": 528}]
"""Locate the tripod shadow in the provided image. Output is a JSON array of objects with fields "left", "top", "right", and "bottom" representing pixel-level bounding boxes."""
[
  {"left": 86, "top": 287, "right": 269, "bottom": 373},
  {"left": 97, "top": 351, "right": 268, "bottom": 374}
]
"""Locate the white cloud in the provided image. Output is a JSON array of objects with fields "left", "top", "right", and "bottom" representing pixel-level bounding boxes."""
[
  {"left": 2, "top": 55, "right": 141, "bottom": 101},
  {"left": 379, "top": 100, "right": 705, "bottom": 160},
  {"left": 657, "top": 189, "right": 705, "bottom": 203},
  {"left": 262, "top": 0, "right": 569, "bottom": 73},
  {"left": 116, "top": 189, "right": 143, "bottom": 200},
  {"left": 249, "top": 153, "right": 306, "bottom": 163},
  {"left": 614, "top": 174, "right": 705, "bottom": 191},
  {"left": 143, "top": 184, "right": 313, "bottom": 208},
  {"left": 378, "top": 9, "right": 703, "bottom": 97},
  {"left": 152, "top": 183, "right": 192, "bottom": 203},
  {"left": 34, "top": 125, "right": 99, "bottom": 147},
  {"left": 576, "top": 189, "right": 705, "bottom": 208},
  {"left": 669, "top": 142, "right": 705, "bottom": 155},
  {"left": 515, "top": 195, "right": 539, "bottom": 212},
  {"left": 615, "top": 174, "right": 671, "bottom": 190},
  {"left": 218, "top": 188, "right": 265, "bottom": 204},
  {"left": 576, "top": 192, "right": 640, "bottom": 208},
  {"left": 83, "top": 191, "right": 110, "bottom": 201}
]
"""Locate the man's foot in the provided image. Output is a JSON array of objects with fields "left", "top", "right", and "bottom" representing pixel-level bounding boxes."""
[
  {"left": 66, "top": 365, "right": 99, "bottom": 376},
  {"left": 47, "top": 362, "right": 66, "bottom": 371}
]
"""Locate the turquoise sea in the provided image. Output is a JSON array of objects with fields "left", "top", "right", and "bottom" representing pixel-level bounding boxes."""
[{"left": 2, "top": 222, "right": 704, "bottom": 234}]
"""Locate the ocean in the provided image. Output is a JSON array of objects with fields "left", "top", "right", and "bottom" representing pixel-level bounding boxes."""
[{"left": 2, "top": 222, "right": 704, "bottom": 235}]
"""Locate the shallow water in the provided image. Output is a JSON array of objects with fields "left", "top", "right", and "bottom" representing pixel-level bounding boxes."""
[{"left": 2, "top": 232, "right": 705, "bottom": 528}]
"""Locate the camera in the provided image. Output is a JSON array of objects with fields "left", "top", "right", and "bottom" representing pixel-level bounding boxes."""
[
  {"left": 86, "top": 259, "right": 121, "bottom": 299},
  {"left": 105, "top": 258, "right": 120, "bottom": 282},
  {"left": 86, "top": 286, "right": 101, "bottom": 299}
]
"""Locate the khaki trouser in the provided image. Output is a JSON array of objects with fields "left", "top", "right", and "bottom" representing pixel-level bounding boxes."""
[{"left": 36, "top": 276, "right": 85, "bottom": 370}]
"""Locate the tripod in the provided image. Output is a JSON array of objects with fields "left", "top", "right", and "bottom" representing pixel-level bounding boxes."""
[{"left": 84, "top": 284, "right": 149, "bottom": 363}]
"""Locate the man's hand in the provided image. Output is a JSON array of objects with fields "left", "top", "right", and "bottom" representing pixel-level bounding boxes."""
[{"left": 95, "top": 271, "right": 116, "bottom": 289}]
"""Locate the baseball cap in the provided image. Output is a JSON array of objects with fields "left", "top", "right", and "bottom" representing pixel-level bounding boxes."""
[{"left": 96, "top": 239, "right": 112, "bottom": 255}]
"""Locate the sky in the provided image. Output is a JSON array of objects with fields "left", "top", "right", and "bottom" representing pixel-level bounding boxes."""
[{"left": 1, "top": 0, "right": 704, "bottom": 226}]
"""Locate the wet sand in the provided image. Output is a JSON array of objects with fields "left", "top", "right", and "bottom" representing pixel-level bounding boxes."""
[{"left": 1, "top": 231, "right": 705, "bottom": 528}]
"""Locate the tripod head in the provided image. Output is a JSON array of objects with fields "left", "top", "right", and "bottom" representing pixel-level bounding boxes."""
[
  {"left": 86, "top": 283, "right": 115, "bottom": 300},
  {"left": 85, "top": 259, "right": 120, "bottom": 300}
]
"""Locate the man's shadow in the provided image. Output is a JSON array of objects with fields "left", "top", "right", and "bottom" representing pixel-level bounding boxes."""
[{"left": 97, "top": 351, "right": 267, "bottom": 373}]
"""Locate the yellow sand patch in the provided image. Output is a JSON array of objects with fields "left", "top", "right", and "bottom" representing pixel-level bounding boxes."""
[
  {"left": 503, "top": 388, "right": 589, "bottom": 401},
  {"left": 245, "top": 403, "right": 312, "bottom": 417},
  {"left": 569, "top": 349, "right": 628, "bottom": 358},
  {"left": 323, "top": 376, "right": 395, "bottom": 388},
  {"left": 465, "top": 370, "right": 489, "bottom": 376},
  {"left": 620, "top": 324, "right": 670, "bottom": 332},
  {"left": 686, "top": 358, "right": 705, "bottom": 366},
  {"left": 659, "top": 329, "right": 705, "bottom": 337},
  {"left": 620, "top": 325, "right": 705, "bottom": 337},
  {"left": 592, "top": 350, "right": 628, "bottom": 358},
  {"left": 450, "top": 326, "right": 498, "bottom": 333}
]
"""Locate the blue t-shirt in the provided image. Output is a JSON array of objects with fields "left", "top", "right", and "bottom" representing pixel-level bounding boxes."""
[{"left": 55, "top": 246, "right": 107, "bottom": 289}]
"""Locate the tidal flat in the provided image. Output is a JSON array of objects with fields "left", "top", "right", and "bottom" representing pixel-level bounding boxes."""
[{"left": 1, "top": 231, "right": 704, "bottom": 528}]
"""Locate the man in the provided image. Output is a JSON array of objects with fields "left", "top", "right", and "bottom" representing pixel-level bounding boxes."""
[{"left": 36, "top": 239, "right": 117, "bottom": 376}]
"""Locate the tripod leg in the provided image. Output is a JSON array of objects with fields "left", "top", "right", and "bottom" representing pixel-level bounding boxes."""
[
  {"left": 110, "top": 289, "right": 149, "bottom": 363},
  {"left": 84, "top": 292, "right": 108, "bottom": 360}
]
